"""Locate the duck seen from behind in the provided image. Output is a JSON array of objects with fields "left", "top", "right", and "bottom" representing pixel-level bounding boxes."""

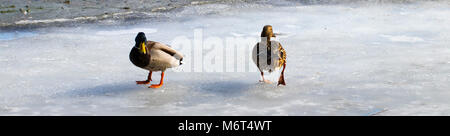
[
  {"left": 252, "top": 25, "right": 287, "bottom": 86},
  {"left": 129, "top": 32, "right": 183, "bottom": 88}
]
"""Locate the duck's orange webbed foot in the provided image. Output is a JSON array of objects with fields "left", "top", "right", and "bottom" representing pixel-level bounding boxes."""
[
  {"left": 259, "top": 79, "right": 273, "bottom": 84},
  {"left": 258, "top": 71, "right": 272, "bottom": 84},
  {"left": 136, "top": 71, "right": 153, "bottom": 85},
  {"left": 136, "top": 80, "right": 150, "bottom": 84},
  {"left": 149, "top": 84, "right": 163, "bottom": 88},
  {"left": 277, "top": 79, "right": 285, "bottom": 86},
  {"left": 149, "top": 71, "right": 164, "bottom": 89}
]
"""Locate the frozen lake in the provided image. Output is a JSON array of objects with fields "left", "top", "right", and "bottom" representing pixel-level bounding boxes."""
[{"left": 1, "top": 1, "right": 450, "bottom": 115}]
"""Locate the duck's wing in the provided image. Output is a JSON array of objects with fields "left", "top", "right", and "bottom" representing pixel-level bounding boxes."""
[
  {"left": 150, "top": 41, "right": 183, "bottom": 60},
  {"left": 278, "top": 42, "right": 286, "bottom": 66}
]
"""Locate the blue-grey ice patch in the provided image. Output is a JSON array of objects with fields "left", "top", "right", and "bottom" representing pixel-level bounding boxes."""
[{"left": 0, "top": 31, "right": 37, "bottom": 41}]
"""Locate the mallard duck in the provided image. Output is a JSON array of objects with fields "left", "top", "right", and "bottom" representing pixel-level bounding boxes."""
[
  {"left": 129, "top": 32, "right": 183, "bottom": 88},
  {"left": 252, "top": 25, "right": 286, "bottom": 86}
]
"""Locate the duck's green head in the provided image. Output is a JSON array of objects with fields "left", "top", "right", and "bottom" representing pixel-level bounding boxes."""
[{"left": 135, "top": 32, "right": 147, "bottom": 54}]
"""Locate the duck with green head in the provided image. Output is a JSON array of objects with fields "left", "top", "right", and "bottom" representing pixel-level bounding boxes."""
[{"left": 130, "top": 32, "right": 183, "bottom": 88}]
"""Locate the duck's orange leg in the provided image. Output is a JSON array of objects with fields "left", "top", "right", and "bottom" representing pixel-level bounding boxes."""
[
  {"left": 259, "top": 71, "right": 265, "bottom": 82},
  {"left": 277, "top": 63, "right": 286, "bottom": 86},
  {"left": 259, "top": 71, "right": 272, "bottom": 83},
  {"left": 149, "top": 71, "right": 164, "bottom": 88},
  {"left": 136, "top": 71, "right": 152, "bottom": 84}
]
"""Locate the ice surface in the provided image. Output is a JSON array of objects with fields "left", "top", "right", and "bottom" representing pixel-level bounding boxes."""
[{"left": 1, "top": 1, "right": 450, "bottom": 115}]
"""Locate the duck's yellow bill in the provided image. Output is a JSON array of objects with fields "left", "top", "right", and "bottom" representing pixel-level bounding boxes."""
[{"left": 140, "top": 42, "right": 147, "bottom": 54}]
